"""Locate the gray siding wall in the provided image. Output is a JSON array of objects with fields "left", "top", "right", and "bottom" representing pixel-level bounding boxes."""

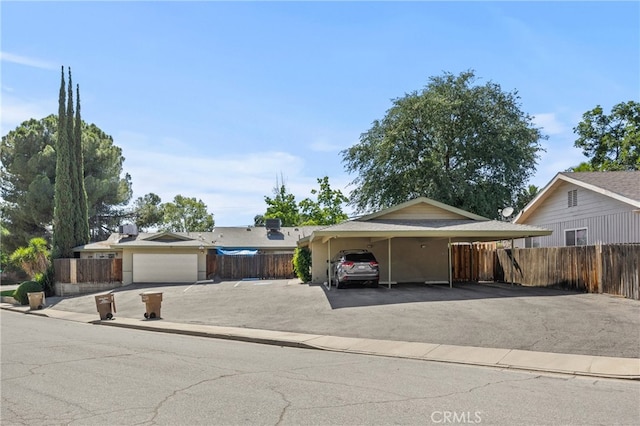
[{"left": 522, "top": 182, "right": 640, "bottom": 247}]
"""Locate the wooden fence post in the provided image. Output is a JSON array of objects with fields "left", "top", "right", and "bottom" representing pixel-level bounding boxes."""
[{"left": 595, "top": 243, "right": 603, "bottom": 294}]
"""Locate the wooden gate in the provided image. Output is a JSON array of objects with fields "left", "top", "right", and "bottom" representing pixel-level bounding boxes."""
[{"left": 206, "top": 254, "right": 295, "bottom": 280}]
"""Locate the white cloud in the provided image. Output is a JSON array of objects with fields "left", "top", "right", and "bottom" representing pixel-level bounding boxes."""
[
  {"left": 118, "top": 142, "right": 313, "bottom": 225},
  {"left": 309, "top": 138, "right": 344, "bottom": 152},
  {"left": 533, "top": 112, "right": 567, "bottom": 135},
  {"left": 0, "top": 51, "right": 57, "bottom": 70},
  {"left": 0, "top": 93, "right": 55, "bottom": 135}
]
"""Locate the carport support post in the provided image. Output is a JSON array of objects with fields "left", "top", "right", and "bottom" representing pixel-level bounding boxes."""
[
  {"left": 448, "top": 238, "right": 452, "bottom": 288},
  {"left": 511, "top": 238, "right": 514, "bottom": 287},
  {"left": 388, "top": 238, "right": 392, "bottom": 290},
  {"left": 328, "top": 238, "right": 332, "bottom": 290}
]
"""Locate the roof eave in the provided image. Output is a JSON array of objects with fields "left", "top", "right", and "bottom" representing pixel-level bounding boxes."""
[{"left": 307, "top": 229, "right": 552, "bottom": 240}]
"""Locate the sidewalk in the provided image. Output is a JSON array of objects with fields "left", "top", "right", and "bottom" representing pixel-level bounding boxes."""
[{"left": 2, "top": 302, "right": 639, "bottom": 381}]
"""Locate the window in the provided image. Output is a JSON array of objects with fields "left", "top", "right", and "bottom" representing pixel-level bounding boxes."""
[
  {"left": 567, "top": 189, "right": 578, "bottom": 207},
  {"left": 565, "top": 228, "right": 587, "bottom": 246},
  {"left": 524, "top": 237, "right": 540, "bottom": 248}
]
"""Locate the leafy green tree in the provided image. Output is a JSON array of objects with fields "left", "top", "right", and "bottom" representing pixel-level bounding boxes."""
[
  {"left": 264, "top": 181, "right": 300, "bottom": 227},
  {"left": 9, "top": 237, "right": 50, "bottom": 279},
  {"left": 52, "top": 66, "right": 75, "bottom": 258},
  {"left": 132, "top": 193, "right": 164, "bottom": 231},
  {"left": 253, "top": 214, "right": 265, "bottom": 227},
  {"left": 160, "top": 195, "right": 214, "bottom": 232},
  {"left": 566, "top": 162, "right": 595, "bottom": 172},
  {"left": 1, "top": 115, "right": 132, "bottom": 253},
  {"left": 342, "top": 70, "right": 546, "bottom": 217},
  {"left": 299, "top": 176, "right": 349, "bottom": 225},
  {"left": 572, "top": 101, "right": 640, "bottom": 171},
  {"left": 0, "top": 221, "right": 11, "bottom": 274},
  {"left": 514, "top": 184, "right": 539, "bottom": 214}
]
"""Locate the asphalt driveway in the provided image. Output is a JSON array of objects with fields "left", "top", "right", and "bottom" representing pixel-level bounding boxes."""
[{"left": 43, "top": 280, "right": 640, "bottom": 358}]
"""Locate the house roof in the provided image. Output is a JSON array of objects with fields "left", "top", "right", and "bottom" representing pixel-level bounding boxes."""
[
  {"left": 301, "top": 197, "right": 551, "bottom": 245},
  {"left": 358, "top": 197, "right": 489, "bottom": 221},
  {"left": 74, "top": 226, "right": 321, "bottom": 251},
  {"left": 514, "top": 171, "right": 640, "bottom": 223}
]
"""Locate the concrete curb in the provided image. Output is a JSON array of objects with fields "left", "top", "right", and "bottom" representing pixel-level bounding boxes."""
[{"left": 3, "top": 304, "right": 639, "bottom": 380}]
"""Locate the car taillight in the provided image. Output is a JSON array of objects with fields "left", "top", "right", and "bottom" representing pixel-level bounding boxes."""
[
  {"left": 342, "top": 261, "right": 354, "bottom": 267},
  {"left": 370, "top": 261, "right": 378, "bottom": 267}
]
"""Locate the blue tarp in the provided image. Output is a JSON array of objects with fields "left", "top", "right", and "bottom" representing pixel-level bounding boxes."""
[{"left": 216, "top": 248, "right": 258, "bottom": 255}]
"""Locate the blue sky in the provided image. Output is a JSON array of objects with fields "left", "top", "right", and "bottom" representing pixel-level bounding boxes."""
[{"left": 2, "top": 1, "right": 638, "bottom": 226}]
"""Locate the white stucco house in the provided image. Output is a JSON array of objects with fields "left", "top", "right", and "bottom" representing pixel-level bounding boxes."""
[{"left": 513, "top": 171, "right": 640, "bottom": 248}]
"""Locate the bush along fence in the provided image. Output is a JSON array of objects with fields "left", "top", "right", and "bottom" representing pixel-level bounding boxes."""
[
  {"left": 207, "top": 254, "right": 295, "bottom": 280},
  {"left": 452, "top": 243, "right": 639, "bottom": 300}
]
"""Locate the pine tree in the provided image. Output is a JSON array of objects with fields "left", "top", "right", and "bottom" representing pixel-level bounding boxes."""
[{"left": 52, "top": 66, "right": 75, "bottom": 258}]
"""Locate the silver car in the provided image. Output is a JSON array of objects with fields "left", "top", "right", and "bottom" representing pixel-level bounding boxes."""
[{"left": 331, "top": 249, "right": 379, "bottom": 288}]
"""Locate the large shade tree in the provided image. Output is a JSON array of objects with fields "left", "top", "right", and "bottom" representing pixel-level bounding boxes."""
[
  {"left": 342, "top": 70, "right": 546, "bottom": 218},
  {"left": 160, "top": 195, "right": 215, "bottom": 232},
  {"left": 571, "top": 101, "right": 639, "bottom": 171},
  {"left": 1, "top": 115, "right": 132, "bottom": 253}
]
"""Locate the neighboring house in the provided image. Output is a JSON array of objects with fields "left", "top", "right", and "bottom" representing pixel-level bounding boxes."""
[
  {"left": 73, "top": 222, "right": 318, "bottom": 285},
  {"left": 299, "top": 197, "right": 552, "bottom": 286},
  {"left": 513, "top": 171, "right": 640, "bottom": 248}
]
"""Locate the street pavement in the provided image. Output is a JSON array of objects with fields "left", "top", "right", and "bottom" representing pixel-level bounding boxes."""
[{"left": 2, "top": 279, "right": 639, "bottom": 380}]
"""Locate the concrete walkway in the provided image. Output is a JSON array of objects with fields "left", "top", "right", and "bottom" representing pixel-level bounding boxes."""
[{"left": 2, "top": 303, "right": 639, "bottom": 381}]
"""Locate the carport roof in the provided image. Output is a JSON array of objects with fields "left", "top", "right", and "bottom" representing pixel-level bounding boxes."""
[
  {"left": 299, "top": 197, "right": 552, "bottom": 244},
  {"left": 303, "top": 219, "right": 551, "bottom": 242}
]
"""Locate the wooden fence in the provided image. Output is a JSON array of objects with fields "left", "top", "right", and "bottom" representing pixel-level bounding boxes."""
[
  {"left": 452, "top": 244, "right": 639, "bottom": 300},
  {"left": 207, "top": 254, "right": 295, "bottom": 280},
  {"left": 54, "top": 258, "right": 122, "bottom": 284}
]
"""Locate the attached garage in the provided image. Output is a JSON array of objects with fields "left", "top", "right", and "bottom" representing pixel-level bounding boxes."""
[{"left": 133, "top": 253, "right": 198, "bottom": 283}]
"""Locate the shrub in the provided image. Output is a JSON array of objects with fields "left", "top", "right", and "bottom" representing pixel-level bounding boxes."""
[
  {"left": 35, "top": 263, "right": 56, "bottom": 297},
  {"left": 13, "top": 281, "right": 44, "bottom": 306},
  {"left": 292, "top": 247, "right": 312, "bottom": 283}
]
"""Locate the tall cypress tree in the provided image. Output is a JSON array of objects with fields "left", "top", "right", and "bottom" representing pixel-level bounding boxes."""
[
  {"left": 52, "top": 66, "right": 74, "bottom": 258},
  {"left": 74, "top": 83, "right": 90, "bottom": 245},
  {"left": 65, "top": 69, "right": 82, "bottom": 248}
]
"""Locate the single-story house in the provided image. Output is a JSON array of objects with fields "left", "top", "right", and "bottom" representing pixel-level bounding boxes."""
[
  {"left": 513, "top": 171, "right": 640, "bottom": 248},
  {"left": 298, "top": 197, "right": 552, "bottom": 287},
  {"left": 73, "top": 222, "right": 318, "bottom": 285}
]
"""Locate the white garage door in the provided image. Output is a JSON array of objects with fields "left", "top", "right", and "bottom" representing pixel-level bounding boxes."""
[{"left": 133, "top": 253, "right": 198, "bottom": 283}]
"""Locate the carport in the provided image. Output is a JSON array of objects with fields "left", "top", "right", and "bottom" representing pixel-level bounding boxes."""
[{"left": 298, "top": 197, "right": 552, "bottom": 289}]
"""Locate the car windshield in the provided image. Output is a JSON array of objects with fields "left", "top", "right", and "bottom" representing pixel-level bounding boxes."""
[{"left": 344, "top": 253, "right": 376, "bottom": 262}]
